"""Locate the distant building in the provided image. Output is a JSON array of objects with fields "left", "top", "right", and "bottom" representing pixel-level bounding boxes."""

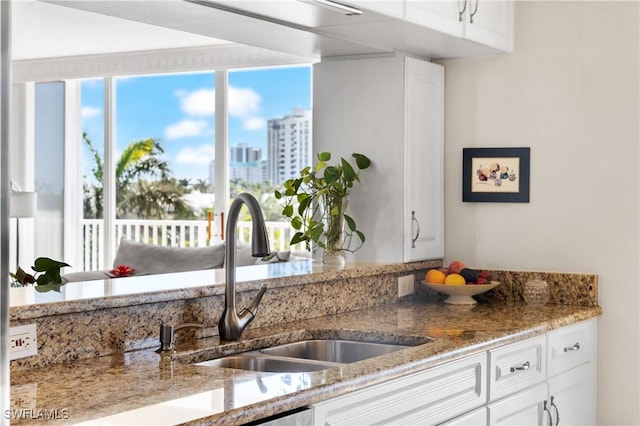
[
  {"left": 230, "top": 144, "right": 265, "bottom": 184},
  {"left": 267, "top": 108, "right": 312, "bottom": 185},
  {"left": 231, "top": 143, "right": 261, "bottom": 163}
]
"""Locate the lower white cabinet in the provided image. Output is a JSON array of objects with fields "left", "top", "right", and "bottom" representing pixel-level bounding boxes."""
[
  {"left": 313, "top": 352, "right": 486, "bottom": 426},
  {"left": 438, "top": 406, "right": 488, "bottom": 425},
  {"left": 487, "top": 382, "right": 548, "bottom": 425},
  {"left": 311, "top": 319, "right": 596, "bottom": 426}
]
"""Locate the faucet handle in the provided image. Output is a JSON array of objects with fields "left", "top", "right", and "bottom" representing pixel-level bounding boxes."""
[
  {"left": 157, "top": 322, "right": 204, "bottom": 353},
  {"left": 242, "top": 283, "right": 267, "bottom": 317}
]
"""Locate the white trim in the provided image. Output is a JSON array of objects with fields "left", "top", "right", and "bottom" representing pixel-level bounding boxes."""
[
  {"left": 64, "top": 80, "right": 82, "bottom": 268},
  {"left": 103, "top": 78, "right": 116, "bottom": 268},
  {"left": 215, "top": 70, "right": 229, "bottom": 227},
  {"left": 12, "top": 45, "right": 317, "bottom": 83}
]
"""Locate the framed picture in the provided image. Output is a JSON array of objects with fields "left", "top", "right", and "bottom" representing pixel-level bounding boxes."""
[{"left": 462, "top": 147, "right": 530, "bottom": 203}]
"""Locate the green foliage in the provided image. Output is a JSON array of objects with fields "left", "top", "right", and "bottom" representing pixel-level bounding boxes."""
[
  {"left": 82, "top": 133, "right": 195, "bottom": 220},
  {"left": 10, "top": 257, "right": 71, "bottom": 293},
  {"left": 275, "top": 152, "right": 371, "bottom": 253}
]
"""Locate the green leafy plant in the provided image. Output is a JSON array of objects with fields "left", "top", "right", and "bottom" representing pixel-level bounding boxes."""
[
  {"left": 10, "top": 257, "right": 70, "bottom": 293},
  {"left": 275, "top": 152, "right": 371, "bottom": 254}
]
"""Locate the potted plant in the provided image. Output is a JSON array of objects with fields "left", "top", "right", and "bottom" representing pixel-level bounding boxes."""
[
  {"left": 10, "top": 257, "right": 70, "bottom": 292},
  {"left": 275, "top": 152, "right": 371, "bottom": 266}
]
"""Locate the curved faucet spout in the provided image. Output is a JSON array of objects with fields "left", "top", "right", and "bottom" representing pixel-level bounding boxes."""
[{"left": 218, "top": 193, "right": 271, "bottom": 341}]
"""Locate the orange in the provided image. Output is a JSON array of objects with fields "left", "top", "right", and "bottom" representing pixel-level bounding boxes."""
[
  {"left": 444, "top": 273, "right": 466, "bottom": 286},
  {"left": 425, "top": 269, "right": 446, "bottom": 284}
]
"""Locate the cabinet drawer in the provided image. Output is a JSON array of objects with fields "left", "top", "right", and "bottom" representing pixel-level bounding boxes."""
[
  {"left": 547, "top": 319, "right": 595, "bottom": 377},
  {"left": 488, "top": 335, "right": 546, "bottom": 401},
  {"left": 313, "top": 352, "right": 487, "bottom": 426}
]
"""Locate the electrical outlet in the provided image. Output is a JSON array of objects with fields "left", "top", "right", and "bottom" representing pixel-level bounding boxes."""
[
  {"left": 9, "top": 323, "right": 37, "bottom": 360},
  {"left": 398, "top": 275, "right": 415, "bottom": 298}
]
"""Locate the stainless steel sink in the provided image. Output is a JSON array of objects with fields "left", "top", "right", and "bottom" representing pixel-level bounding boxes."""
[
  {"left": 196, "top": 355, "right": 334, "bottom": 373},
  {"left": 259, "top": 339, "right": 410, "bottom": 364},
  {"left": 194, "top": 339, "right": 414, "bottom": 373}
]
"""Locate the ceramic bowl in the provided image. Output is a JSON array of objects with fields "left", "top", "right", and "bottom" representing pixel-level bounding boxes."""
[{"left": 421, "top": 281, "right": 500, "bottom": 305}]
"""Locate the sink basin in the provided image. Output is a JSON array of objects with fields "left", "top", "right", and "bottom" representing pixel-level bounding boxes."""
[
  {"left": 195, "top": 355, "right": 334, "bottom": 373},
  {"left": 259, "top": 339, "right": 410, "bottom": 364}
]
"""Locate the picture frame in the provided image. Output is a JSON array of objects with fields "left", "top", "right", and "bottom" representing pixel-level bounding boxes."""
[{"left": 462, "top": 147, "right": 530, "bottom": 203}]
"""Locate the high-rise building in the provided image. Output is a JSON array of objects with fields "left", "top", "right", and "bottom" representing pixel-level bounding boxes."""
[
  {"left": 267, "top": 108, "right": 312, "bottom": 185},
  {"left": 230, "top": 144, "right": 265, "bottom": 184},
  {"left": 231, "top": 143, "right": 261, "bottom": 163}
]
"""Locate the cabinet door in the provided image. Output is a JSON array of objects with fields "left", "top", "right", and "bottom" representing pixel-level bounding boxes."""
[
  {"left": 403, "top": 58, "right": 445, "bottom": 261},
  {"left": 313, "top": 353, "right": 486, "bottom": 426},
  {"left": 488, "top": 335, "right": 546, "bottom": 401},
  {"left": 405, "top": 0, "right": 464, "bottom": 37},
  {"left": 350, "top": 0, "right": 404, "bottom": 18},
  {"left": 463, "top": 0, "right": 514, "bottom": 52},
  {"left": 547, "top": 363, "right": 594, "bottom": 426},
  {"left": 487, "top": 382, "right": 548, "bottom": 426},
  {"left": 438, "top": 406, "right": 487, "bottom": 425}
]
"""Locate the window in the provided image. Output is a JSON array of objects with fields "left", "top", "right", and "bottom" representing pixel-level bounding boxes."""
[{"left": 76, "top": 65, "right": 311, "bottom": 270}]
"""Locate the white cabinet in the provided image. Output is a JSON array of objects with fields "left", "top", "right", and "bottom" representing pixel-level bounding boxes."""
[
  {"left": 313, "top": 352, "right": 486, "bottom": 425},
  {"left": 545, "top": 320, "right": 597, "bottom": 425},
  {"left": 487, "top": 382, "right": 548, "bottom": 425},
  {"left": 310, "top": 320, "right": 596, "bottom": 426},
  {"left": 487, "top": 319, "right": 596, "bottom": 426},
  {"left": 349, "top": 1, "right": 404, "bottom": 18},
  {"left": 405, "top": 0, "right": 514, "bottom": 52},
  {"left": 313, "top": 55, "right": 444, "bottom": 263}
]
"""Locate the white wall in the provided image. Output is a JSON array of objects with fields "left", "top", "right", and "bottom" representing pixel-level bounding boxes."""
[{"left": 436, "top": 2, "right": 639, "bottom": 424}]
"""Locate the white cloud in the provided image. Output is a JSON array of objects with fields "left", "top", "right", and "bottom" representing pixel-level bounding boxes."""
[
  {"left": 81, "top": 106, "right": 101, "bottom": 119},
  {"left": 176, "top": 86, "right": 266, "bottom": 130},
  {"left": 243, "top": 117, "right": 266, "bottom": 130},
  {"left": 178, "top": 88, "right": 215, "bottom": 116},
  {"left": 175, "top": 145, "right": 215, "bottom": 165},
  {"left": 229, "top": 87, "right": 261, "bottom": 119},
  {"left": 164, "top": 119, "right": 209, "bottom": 139}
]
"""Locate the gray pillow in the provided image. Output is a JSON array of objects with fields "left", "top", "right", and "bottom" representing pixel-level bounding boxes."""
[{"left": 113, "top": 239, "right": 225, "bottom": 276}]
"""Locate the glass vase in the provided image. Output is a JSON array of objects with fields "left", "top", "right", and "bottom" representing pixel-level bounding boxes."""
[{"left": 320, "top": 194, "right": 348, "bottom": 267}]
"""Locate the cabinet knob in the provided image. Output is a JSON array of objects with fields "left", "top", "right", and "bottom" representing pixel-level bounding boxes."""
[
  {"left": 550, "top": 396, "right": 560, "bottom": 426},
  {"left": 563, "top": 342, "right": 580, "bottom": 352},
  {"left": 510, "top": 361, "right": 530, "bottom": 372},
  {"left": 544, "top": 400, "right": 555, "bottom": 426},
  {"left": 458, "top": 0, "right": 467, "bottom": 22},
  {"left": 411, "top": 211, "right": 420, "bottom": 249},
  {"left": 469, "top": 0, "right": 479, "bottom": 23}
]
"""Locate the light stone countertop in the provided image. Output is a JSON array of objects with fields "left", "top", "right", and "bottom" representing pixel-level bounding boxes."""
[{"left": 9, "top": 299, "right": 602, "bottom": 425}]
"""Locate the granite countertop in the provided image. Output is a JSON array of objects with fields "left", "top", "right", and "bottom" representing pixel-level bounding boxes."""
[{"left": 9, "top": 299, "right": 602, "bottom": 425}]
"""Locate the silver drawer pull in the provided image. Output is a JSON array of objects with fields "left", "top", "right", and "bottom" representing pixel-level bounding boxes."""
[
  {"left": 510, "top": 361, "right": 530, "bottom": 372},
  {"left": 563, "top": 343, "right": 580, "bottom": 352}
]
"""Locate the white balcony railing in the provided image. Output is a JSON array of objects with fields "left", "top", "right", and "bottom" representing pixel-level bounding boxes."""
[{"left": 81, "top": 219, "right": 305, "bottom": 271}]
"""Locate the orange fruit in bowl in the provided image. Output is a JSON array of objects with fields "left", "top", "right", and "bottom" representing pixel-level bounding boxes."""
[
  {"left": 425, "top": 269, "right": 446, "bottom": 284},
  {"left": 444, "top": 273, "right": 466, "bottom": 286}
]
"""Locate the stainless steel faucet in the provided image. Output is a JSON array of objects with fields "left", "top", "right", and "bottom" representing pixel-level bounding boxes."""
[{"left": 218, "top": 193, "right": 270, "bottom": 341}]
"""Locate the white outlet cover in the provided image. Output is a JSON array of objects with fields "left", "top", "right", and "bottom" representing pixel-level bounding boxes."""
[{"left": 9, "top": 323, "right": 37, "bottom": 360}]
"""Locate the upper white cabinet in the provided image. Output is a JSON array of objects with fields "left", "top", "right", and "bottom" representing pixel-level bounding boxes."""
[
  {"left": 349, "top": 1, "right": 405, "bottom": 18},
  {"left": 405, "top": 0, "right": 514, "bottom": 52},
  {"left": 313, "top": 55, "right": 444, "bottom": 263}
]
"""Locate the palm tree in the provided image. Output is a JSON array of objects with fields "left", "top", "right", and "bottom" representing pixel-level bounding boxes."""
[{"left": 83, "top": 133, "right": 194, "bottom": 219}]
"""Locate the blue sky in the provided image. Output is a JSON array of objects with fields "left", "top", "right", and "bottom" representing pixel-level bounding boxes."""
[{"left": 81, "top": 65, "right": 312, "bottom": 182}]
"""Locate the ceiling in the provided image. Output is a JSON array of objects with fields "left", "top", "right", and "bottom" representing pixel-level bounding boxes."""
[{"left": 11, "top": 1, "right": 231, "bottom": 61}]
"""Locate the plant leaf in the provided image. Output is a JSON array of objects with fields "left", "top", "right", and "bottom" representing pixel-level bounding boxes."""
[
  {"left": 283, "top": 205, "right": 294, "bottom": 217},
  {"left": 290, "top": 232, "right": 306, "bottom": 245},
  {"left": 356, "top": 230, "right": 365, "bottom": 243},
  {"left": 324, "top": 166, "right": 340, "bottom": 185},
  {"left": 341, "top": 158, "right": 357, "bottom": 182},
  {"left": 353, "top": 153, "right": 371, "bottom": 170},
  {"left": 344, "top": 214, "right": 356, "bottom": 232},
  {"left": 291, "top": 216, "right": 303, "bottom": 230},
  {"left": 318, "top": 152, "right": 331, "bottom": 162},
  {"left": 274, "top": 190, "right": 282, "bottom": 199}
]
